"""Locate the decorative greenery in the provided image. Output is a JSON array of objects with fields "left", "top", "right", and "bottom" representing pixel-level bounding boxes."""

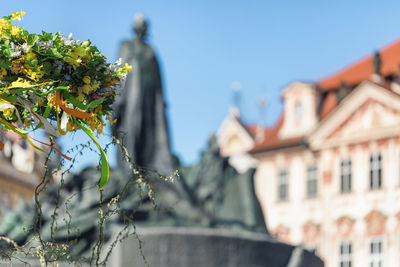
[
  {"left": 0, "top": 138, "right": 158, "bottom": 267},
  {"left": 0, "top": 11, "right": 132, "bottom": 189}
]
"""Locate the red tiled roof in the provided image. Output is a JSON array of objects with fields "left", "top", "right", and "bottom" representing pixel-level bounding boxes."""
[
  {"left": 319, "top": 92, "right": 337, "bottom": 120},
  {"left": 249, "top": 115, "right": 304, "bottom": 153},
  {"left": 232, "top": 115, "right": 257, "bottom": 138},
  {"left": 248, "top": 39, "right": 400, "bottom": 153},
  {"left": 246, "top": 124, "right": 258, "bottom": 137},
  {"left": 318, "top": 39, "right": 400, "bottom": 91}
]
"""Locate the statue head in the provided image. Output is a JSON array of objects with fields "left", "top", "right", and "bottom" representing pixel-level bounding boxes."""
[{"left": 133, "top": 14, "right": 148, "bottom": 41}]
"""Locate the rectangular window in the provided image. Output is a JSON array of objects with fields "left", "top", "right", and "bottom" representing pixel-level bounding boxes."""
[
  {"left": 339, "top": 241, "right": 352, "bottom": 267},
  {"left": 306, "top": 164, "right": 318, "bottom": 198},
  {"left": 370, "top": 153, "right": 382, "bottom": 190},
  {"left": 340, "top": 159, "right": 352, "bottom": 193},
  {"left": 278, "top": 170, "right": 288, "bottom": 201},
  {"left": 369, "top": 238, "right": 383, "bottom": 267}
]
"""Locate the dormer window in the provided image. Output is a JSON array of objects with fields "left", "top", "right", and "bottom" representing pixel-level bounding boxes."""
[
  {"left": 294, "top": 101, "right": 303, "bottom": 121},
  {"left": 278, "top": 82, "right": 318, "bottom": 139}
]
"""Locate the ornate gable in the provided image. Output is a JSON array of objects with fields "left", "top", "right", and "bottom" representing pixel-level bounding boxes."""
[
  {"left": 329, "top": 99, "right": 400, "bottom": 139},
  {"left": 309, "top": 81, "right": 400, "bottom": 150}
]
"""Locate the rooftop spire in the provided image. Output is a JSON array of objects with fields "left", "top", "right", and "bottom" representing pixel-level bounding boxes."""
[
  {"left": 231, "top": 81, "right": 242, "bottom": 117},
  {"left": 256, "top": 95, "right": 268, "bottom": 142},
  {"left": 258, "top": 95, "right": 267, "bottom": 124}
]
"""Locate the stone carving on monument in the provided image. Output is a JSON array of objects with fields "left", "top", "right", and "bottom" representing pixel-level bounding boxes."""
[{"left": 0, "top": 15, "right": 323, "bottom": 267}]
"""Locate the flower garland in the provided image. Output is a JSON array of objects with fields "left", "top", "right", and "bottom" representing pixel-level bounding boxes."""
[{"left": 0, "top": 11, "right": 132, "bottom": 189}]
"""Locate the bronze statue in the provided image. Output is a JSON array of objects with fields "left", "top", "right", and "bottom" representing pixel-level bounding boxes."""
[
  {"left": 113, "top": 14, "right": 176, "bottom": 176},
  {"left": 0, "top": 15, "right": 270, "bottom": 264},
  {"left": 373, "top": 51, "right": 382, "bottom": 75}
]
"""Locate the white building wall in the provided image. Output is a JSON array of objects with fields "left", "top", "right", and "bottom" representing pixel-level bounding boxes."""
[{"left": 255, "top": 140, "right": 400, "bottom": 267}]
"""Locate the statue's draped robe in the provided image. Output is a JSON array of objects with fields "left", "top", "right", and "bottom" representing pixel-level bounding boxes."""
[{"left": 113, "top": 39, "right": 175, "bottom": 176}]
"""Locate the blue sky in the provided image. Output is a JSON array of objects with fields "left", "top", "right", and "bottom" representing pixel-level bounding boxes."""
[{"left": 2, "top": 1, "right": 400, "bottom": 168}]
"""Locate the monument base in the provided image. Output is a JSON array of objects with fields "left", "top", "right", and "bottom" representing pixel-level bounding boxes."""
[{"left": 109, "top": 227, "right": 323, "bottom": 267}]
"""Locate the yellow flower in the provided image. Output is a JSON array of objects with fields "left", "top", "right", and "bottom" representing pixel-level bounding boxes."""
[
  {"left": 64, "top": 56, "right": 81, "bottom": 69},
  {"left": 26, "top": 51, "right": 37, "bottom": 60},
  {"left": 118, "top": 63, "right": 132, "bottom": 73},
  {"left": 124, "top": 63, "right": 132, "bottom": 72},
  {"left": 47, "top": 94, "right": 61, "bottom": 113},
  {"left": 82, "top": 84, "right": 92, "bottom": 94},
  {"left": 2, "top": 108, "right": 15, "bottom": 120},
  {"left": 76, "top": 93, "right": 85, "bottom": 102},
  {"left": 12, "top": 11, "right": 26, "bottom": 21},
  {"left": 0, "top": 18, "right": 7, "bottom": 26},
  {"left": 66, "top": 121, "right": 78, "bottom": 132},
  {"left": 92, "top": 80, "right": 99, "bottom": 91},
  {"left": 0, "top": 68, "right": 7, "bottom": 78},
  {"left": 10, "top": 25, "right": 21, "bottom": 36},
  {"left": 106, "top": 113, "right": 116, "bottom": 125},
  {"left": 82, "top": 76, "right": 91, "bottom": 84},
  {"left": 64, "top": 47, "right": 86, "bottom": 69},
  {"left": 26, "top": 67, "right": 44, "bottom": 81},
  {"left": 82, "top": 40, "right": 91, "bottom": 47},
  {"left": 86, "top": 113, "right": 99, "bottom": 131},
  {"left": 11, "top": 59, "right": 24, "bottom": 74},
  {"left": 0, "top": 100, "right": 16, "bottom": 120},
  {"left": 70, "top": 47, "right": 86, "bottom": 58}
]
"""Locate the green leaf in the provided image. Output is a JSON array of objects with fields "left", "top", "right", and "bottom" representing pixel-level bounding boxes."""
[
  {"left": 2, "top": 48, "right": 11, "bottom": 58},
  {"left": 2, "top": 15, "right": 11, "bottom": 24},
  {"left": 43, "top": 105, "right": 52, "bottom": 118},
  {"left": 0, "top": 93, "right": 19, "bottom": 103},
  {"left": 42, "top": 62, "right": 52, "bottom": 74},
  {"left": 0, "top": 58, "right": 11, "bottom": 69},
  {"left": 50, "top": 48, "right": 62, "bottom": 58},
  {"left": 27, "top": 34, "right": 39, "bottom": 46},
  {"left": 52, "top": 33, "right": 59, "bottom": 41},
  {"left": 53, "top": 68, "right": 61, "bottom": 77},
  {"left": 2, "top": 30, "right": 10, "bottom": 40},
  {"left": 75, "top": 118, "right": 109, "bottom": 190},
  {"left": 26, "top": 57, "right": 38, "bottom": 68},
  {"left": 21, "top": 30, "right": 29, "bottom": 37},
  {"left": 63, "top": 91, "right": 106, "bottom": 110},
  {"left": 41, "top": 31, "right": 52, "bottom": 41},
  {"left": 3, "top": 75, "right": 17, "bottom": 83}
]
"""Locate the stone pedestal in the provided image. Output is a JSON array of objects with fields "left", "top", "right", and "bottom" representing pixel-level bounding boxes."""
[{"left": 109, "top": 227, "right": 323, "bottom": 267}]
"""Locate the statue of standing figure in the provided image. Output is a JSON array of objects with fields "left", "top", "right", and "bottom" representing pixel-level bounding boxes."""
[{"left": 113, "top": 14, "right": 177, "bottom": 176}]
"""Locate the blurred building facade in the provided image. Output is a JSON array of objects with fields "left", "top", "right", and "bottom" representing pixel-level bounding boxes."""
[
  {"left": 218, "top": 40, "right": 400, "bottom": 267},
  {"left": 0, "top": 132, "right": 45, "bottom": 218}
]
